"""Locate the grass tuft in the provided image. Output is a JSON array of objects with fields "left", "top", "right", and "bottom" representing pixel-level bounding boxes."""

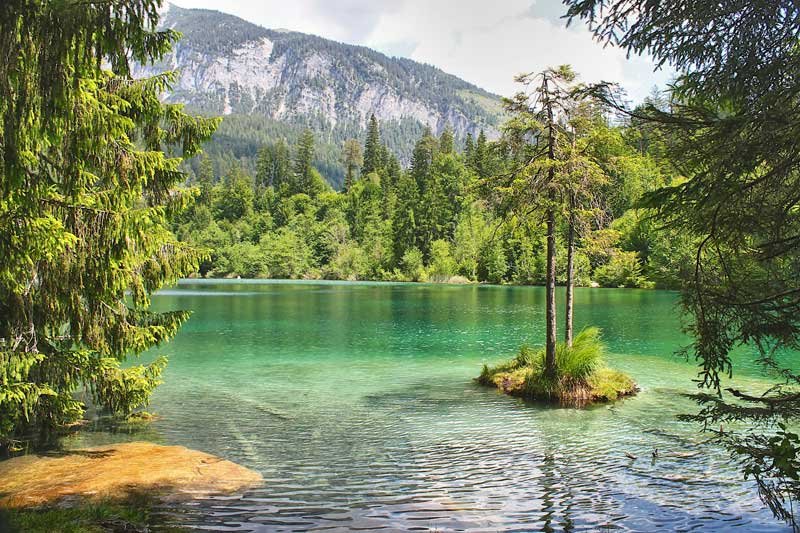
[{"left": 0, "top": 494, "right": 187, "bottom": 533}]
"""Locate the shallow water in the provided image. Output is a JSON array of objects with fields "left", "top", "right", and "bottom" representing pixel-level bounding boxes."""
[{"left": 69, "top": 280, "right": 790, "bottom": 531}]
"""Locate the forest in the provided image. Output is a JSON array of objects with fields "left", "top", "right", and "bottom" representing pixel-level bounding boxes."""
[{"left": 178, "top": 101, "right": 690, "bottom": 288}]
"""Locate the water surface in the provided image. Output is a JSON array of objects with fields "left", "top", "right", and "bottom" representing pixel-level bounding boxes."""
[{"left": 71, "top": 281, "right": 790, "bottom": 531}]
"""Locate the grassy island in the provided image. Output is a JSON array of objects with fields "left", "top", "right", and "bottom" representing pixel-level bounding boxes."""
[{"left": 477, "top": 328, "right": 637, "bottom": 404}]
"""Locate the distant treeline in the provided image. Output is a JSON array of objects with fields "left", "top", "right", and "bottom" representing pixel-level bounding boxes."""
[{"left": 175, "top": 103, "right": 690, "bottom": 287}]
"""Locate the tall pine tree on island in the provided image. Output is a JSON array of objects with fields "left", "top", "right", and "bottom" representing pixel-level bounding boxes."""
[
  {"left": 0, "top": 0, "right": 218, "bottom": 448},
  {"left": 495, "top": 66, "right": 582, "bottom": 377},
  {"left": 494, "top": 65, "right": 602, "bottom": 379}
]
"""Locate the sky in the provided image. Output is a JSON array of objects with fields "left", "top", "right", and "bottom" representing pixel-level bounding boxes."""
[{"left": 170, "top": 0, "right": 673, "bottom": 104}]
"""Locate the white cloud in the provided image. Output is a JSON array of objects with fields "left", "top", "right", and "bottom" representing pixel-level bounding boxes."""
[{"left": 169, "top": 0, "right": 671, "bottom": 103}]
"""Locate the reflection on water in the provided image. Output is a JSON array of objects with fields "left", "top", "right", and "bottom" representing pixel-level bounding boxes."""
[{"left": 67, "top": 281, "right": 790, "bottom": 531}]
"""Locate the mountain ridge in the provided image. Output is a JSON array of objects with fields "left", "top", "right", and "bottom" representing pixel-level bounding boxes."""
[{"left": 137, "top": 3, "right": 504, "bottom": 185}]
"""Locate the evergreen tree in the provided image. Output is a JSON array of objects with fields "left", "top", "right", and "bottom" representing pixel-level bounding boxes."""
[
  {"left": 410, "top": 127, "right": 438, "bottom": 190},
  {"left": 256, "top": 139, "right": 291, "bottom": 189},
  {"left": 409, "top": 128, "right": 440, "bottom": 256},
  {"left": 378, "top": 144, "right": 391, "bottom": 172},
  {"left": 464, "top": 133, "right": 475, "bottom": 164},
  {"left": 392, "top": 172, "right": 420, "bottom": 262},
  {"left": 197, "top": 154, "right": 215, "bottom": 205},
  {"left": 0, "top": 0, "right": 219, "bottom": 447},
  {"left": 293, "top": 129, "right": 316, "bottom": 196},
  {"left": 474, "top": 130, "right": 488, "bottom": 178},
  {"left": 385, "top": 153, "right": 402, "bottom": 192},
  {"left": 496, "top": 66, "right": 579, "bottom": 377},
  {"left": 362, "top": 114, "right": 382, "bottom": 175},
  {"left": 341, "top": 139, "right": 364, "bottom": 191},
  {"left": 216, "top": 167, "right": 255, "bottom": 221},
  {"left": 439, "top": 125, "right": 455, "bottom": 154},
  {"left": 347, "top": 175, "right": 383, "bottom": 243}
]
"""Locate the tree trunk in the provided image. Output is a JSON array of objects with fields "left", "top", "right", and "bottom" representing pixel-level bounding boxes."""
[
  {"left": 543, "top": 75, "right": 558, "bottom": 378},
  {"left": 565, "top": 195, "right": 576, "bottom": 347},
  {"left": 545, "top": 203, "right": 558, "bottom": 377}
]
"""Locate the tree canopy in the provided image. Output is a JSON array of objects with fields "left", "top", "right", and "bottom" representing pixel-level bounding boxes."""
[
  {"left": 566, "top": 0, "right": 800, "bottom": 523},
  {"left": 0, "top": 0, "right": 218, "bottom": 448}
]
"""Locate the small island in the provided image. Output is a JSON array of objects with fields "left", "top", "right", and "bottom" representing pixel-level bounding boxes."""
[{"left": 477, "top": 327, "right": 637, "bottom": 404}]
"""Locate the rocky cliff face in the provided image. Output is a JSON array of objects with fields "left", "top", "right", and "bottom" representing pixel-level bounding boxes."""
[{"left": 135, "top": 3, "right": 502, "bottom": 141}]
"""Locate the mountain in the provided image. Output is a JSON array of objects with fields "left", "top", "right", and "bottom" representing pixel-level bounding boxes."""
[{"left": 134, "top": 3, "right": 503, "bottom": 186}]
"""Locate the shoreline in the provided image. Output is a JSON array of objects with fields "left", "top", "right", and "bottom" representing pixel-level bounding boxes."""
[{"left": 173, "top": 277, "right": 677, "bottom": 292}]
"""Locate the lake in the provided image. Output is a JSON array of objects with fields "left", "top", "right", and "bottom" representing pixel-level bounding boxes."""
[{"left": 71, "top": 280, "right": 790, "bottom": 531}]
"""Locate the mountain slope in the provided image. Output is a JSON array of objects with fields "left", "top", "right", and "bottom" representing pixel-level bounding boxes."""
[{"left": 136, "top": 3, "right": 503, "bottom": 185}]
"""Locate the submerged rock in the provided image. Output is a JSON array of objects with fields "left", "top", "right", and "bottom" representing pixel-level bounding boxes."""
[{"left": 0, "top": 441, "right": 262, "bottom": 508}]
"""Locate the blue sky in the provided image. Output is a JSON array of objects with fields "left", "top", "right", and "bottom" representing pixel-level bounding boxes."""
[{"left": 169, "top": 0, "right": 673, "bottom": 104}]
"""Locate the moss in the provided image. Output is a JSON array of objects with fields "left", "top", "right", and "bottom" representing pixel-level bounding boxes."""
[
  {"left": 588, "top": 367, "right": 637, "bottom": 401},
  {"left": 0, "top": 495, "right": 186, "bottom": 533},
  {"left": 477, "top": 328, "right": 638, "bottom": 405},
  {"left": 126, "top": 411, "right": 159, "bottom": 422}
]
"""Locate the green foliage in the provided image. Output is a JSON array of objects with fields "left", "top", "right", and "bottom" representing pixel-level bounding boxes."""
[
  {"left": 293, "top": 129, "right": 318, "bottom": 196},
  {"left": 428, "top": 240, "right": 458, "bottom": 281},
  {"left": 215, "top": 168, "right": 255, "bottom": 220},
  {"left": 479, "top": 238, "right": 509, "bottom": 284},
  {"left": 326, "top": 242, "right": 369, "bottom": 280},
  {"left": 342, "top": 139, "right": 364, "bottom": 191},
  {"left": 453, "top": 204, "right": 488, "bottom": 279},
  {"left": 0, "top": 495, "right": 182, "bottom": 533},
  {"left": 362, "top": 115, "right": 383, "bottom": 175},
  {"left": 215, "top": 242, "right": 267, "bottom": 278},
  {"left": 565, "top": 0, "right": 800, "bottom": 522},
  {"left": 93, "top": 356, "right": 168, "bottom": 418},
  {"left": 0, "top": 1, "right": 218, "bottom": 448},
  {"left": 594, "top": 251, "right": 645, "bottom": 288},
  {"left": 260, "top": 229, "right": 316, "bottom": 279},
  {"left": 257, "top": 139, "right": 291, "bottom": 189},
  {"left": 401, "top": 248, "right": 427, "bottom": 282},
  {"left": 439, "top": 127, "right": 455, "bottom": 154}
]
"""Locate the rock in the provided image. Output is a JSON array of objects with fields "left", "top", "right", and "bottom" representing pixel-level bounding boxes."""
[{"left": 0, "top": 442, "right": 262, "bottom": 508}]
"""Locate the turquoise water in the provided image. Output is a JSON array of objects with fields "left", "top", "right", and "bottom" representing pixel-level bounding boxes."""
[{"left": 71, "top": 280, "right": 789, "bottom": 531}]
